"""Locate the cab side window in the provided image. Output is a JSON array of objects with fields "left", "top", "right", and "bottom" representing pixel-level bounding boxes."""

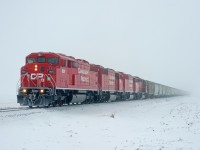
[
  {"left": 68, "top": 60, "right": 79, "bottom": 68},
  {"left": 68, "top": 60, "right": 72, "bottom": 68},
  {"left": 63, "top": 60, "right": 66, "bottom": 67},
  {"left": 72, "top": 62, "right": 79, "bottom": 68}
]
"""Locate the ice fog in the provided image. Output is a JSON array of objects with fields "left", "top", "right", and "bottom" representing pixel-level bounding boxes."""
[{"left": 0, "top": 0, "right": 200, "bottom": 102}]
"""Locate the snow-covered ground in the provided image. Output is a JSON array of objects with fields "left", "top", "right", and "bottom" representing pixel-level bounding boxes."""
[{"left": 0, "top": 96, "right": 200, "bottom": 150}]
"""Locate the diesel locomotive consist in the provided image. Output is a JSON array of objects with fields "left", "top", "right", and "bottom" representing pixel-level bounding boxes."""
[{"left": 17, "top": 52, "right": 184, "bottom": 107}]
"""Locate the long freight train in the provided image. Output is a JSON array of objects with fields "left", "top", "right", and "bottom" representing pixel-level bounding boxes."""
[{"left": 17, "top": 52, "right": 185, "bottom": 107}]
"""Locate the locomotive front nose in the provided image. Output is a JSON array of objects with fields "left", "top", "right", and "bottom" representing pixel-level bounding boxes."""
[{"left": 24, "top": 63, "right": 48, "bottom": 74}]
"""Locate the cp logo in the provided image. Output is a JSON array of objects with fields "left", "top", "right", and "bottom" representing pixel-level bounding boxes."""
[{"left": 31, "top": 73, "right": 44, "bottom": 80}]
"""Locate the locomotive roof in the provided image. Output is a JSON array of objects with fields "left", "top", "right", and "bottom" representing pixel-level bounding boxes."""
[
  {"left": 118, "top": 71, "right": 125, "bottom": 74},
  {"left": 26, "top": 52, "right": 77, "bottom": 61},
  {"left": 90, "top": 64, "right": 104, "bottom": 68},
  {"left": 105, "top": 68, "right": 116, "bottom": 72},
  {"left": 126, "top": 74, "right": 133, "bottom": 77},
  {"left": 76, "top": 59, "right": 90, "bottom": 64}
]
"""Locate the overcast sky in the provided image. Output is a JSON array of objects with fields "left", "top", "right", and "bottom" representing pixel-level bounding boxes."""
[{"left": 0, "top": 0, "right": 200, "bottom": 101}]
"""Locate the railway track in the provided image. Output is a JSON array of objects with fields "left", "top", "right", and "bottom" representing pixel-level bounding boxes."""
[
  {"left": 0, "top": 107, "right": 30, "bottom": 112},
  {"left": 0, "top": 102, "right": 82, "bottom": 112},
  {"left": 0, "top": 98, "right": 154, "bottom": 113},
  {"left": 0, "top": 103, "right": 79, "bottom": 112}
]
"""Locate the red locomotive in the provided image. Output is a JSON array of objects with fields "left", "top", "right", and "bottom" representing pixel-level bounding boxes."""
[{"left": 17, "top": 52, "right": 184, "bottom": 107}]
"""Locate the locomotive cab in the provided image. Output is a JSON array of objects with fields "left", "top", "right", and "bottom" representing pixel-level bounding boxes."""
[
  {"left": 20, "top": 53, "right": 59, "bottom": 87},
  {"left": 25, "top": 54, "right": 59, "bottom": 73},
  {"left": 17, "top": 52, "right": 62, "bottom": 107}
]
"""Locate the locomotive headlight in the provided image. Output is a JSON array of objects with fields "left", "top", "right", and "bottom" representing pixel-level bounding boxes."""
[
  {"left": 40, "top": 89, "right": 44, "bottom": 94},
  {"left": 34, "top": 68, "right": 38, "bottom": 71},
  {"left": 22, "top": 89, "right": 27, "bottom": 93}
]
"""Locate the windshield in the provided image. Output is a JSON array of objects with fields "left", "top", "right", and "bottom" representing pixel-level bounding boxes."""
[
  {"left": 27, "top": 58, "right": 36, "bottom": 63},
  {"left": 37, "top": 57, "right": 46, "bottom": 63},
  {"left": 48, "top": 58, "right": 58, "bottom": 64},
  {"left": 26, "top": 57, "right": 58, "bottom": 64}
]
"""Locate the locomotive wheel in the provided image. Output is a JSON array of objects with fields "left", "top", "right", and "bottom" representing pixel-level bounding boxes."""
[
  {"left": 58, "top": 100, "right": 63, "bottom": 106},
  {"left": 52, "top": 102, "right": 57, "bottom": 107},
  {"left": 87, "top": 93, "right": 91, "bottom": 104},
  {"left": 65, "top": 94, "right": 73, "bottom": 104},
  {"left": 93, "top": 95, "right": 99, "bottom": 103},
  {"left": 55, "top": 92, "right": 63, "bottom": 107},
  {"left": 89, "top": 93, "right": 94, "bottom": 104},
  {"left": 85, "top": 92, "right": 93, "bottom": 104}
]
